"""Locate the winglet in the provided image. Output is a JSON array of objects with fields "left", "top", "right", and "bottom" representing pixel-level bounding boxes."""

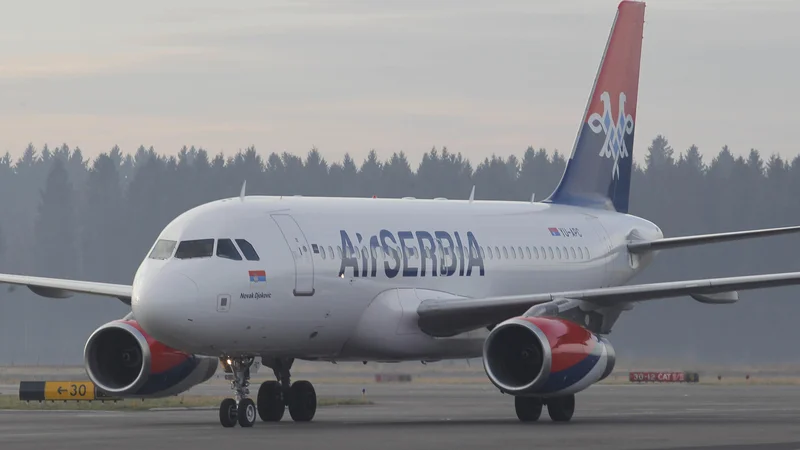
[
  {"left": 469, "top": 185, "right": 475, "bottom": 203},
  {"left": 240, "top": 180, "right": 247, "bottom": 202}
]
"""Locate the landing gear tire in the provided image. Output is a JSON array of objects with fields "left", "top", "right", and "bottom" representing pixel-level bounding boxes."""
[
  {"left": 257, "top": 380, "right": 285, "bottom": 422},
  {"left": 514, "top": 396, "right": 543, "bottom": 422},
  {"left": 547, "top": 394, "right": 575, "bottom": 422},
  {"left": 219, "top": 398, "right": 238, "bottom": 427},
  {"left": 238, "top": 398, "right": 257, "bottom": 427},
  {"left": 288, "top": 380, "right": 317, "bottom": 422}
]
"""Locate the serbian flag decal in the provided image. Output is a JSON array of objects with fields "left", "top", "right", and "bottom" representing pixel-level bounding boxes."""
[{"left": 249, "top": 270, "right": 266, "bottom": 283}]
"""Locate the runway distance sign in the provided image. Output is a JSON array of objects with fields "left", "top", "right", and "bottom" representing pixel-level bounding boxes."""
[
  {"left": 629, "top": 372, "right": 699, "bottom": 383},
  {"left": 18, "top": 381, "right": 120, "bottom": 401}
]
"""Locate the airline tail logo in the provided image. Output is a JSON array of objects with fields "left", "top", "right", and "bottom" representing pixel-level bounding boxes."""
[{"left": 588, "top": 91, "right": 634, "bottom": 180}]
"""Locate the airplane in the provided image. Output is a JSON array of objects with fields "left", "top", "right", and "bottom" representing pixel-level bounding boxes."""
[{"left": 4, "top": 0, "right": 800, "bottom": 428}]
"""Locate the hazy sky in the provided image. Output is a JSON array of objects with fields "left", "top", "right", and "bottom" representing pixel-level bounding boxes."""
[{"left": 1, "top": 0, "right": 798, "bottom": 166}]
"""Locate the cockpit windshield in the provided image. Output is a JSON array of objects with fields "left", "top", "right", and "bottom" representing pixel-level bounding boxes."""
[
  {"left": 148, "top": 239, "right": 177, "bottom": 260},
  {"left": 175, "top": 239, "right": 215, "bottom": 259},
  {"left": 150, "top": 238, "right": 259, "bottom": 261},
  {"left": 236, "top": 239, "right": 260, "bottom": 261},
  {"left": 216, "top": 239, "right": 242, "bottom": 260}
]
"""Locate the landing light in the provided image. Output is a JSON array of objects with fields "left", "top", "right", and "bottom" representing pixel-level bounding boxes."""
[{"left": 226, "top": 359, "right": 232, "bottom": 365}]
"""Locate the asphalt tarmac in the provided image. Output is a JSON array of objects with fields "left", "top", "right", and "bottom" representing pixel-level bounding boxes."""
[{"left": 2, "top": 383, "right": 800, "bottom": 450}]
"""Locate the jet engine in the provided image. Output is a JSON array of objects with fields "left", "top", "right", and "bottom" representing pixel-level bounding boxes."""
[
  {"left": 83, "top": 320, "right": 217, "bottom": 398},
  {"left": 482, "top": 316, "right": 615, "bottom": 397}
]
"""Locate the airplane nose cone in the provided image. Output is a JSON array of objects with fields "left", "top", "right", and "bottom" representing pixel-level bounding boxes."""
[{"left": 132, "top": 271, "right": 199, "bottom": 347}]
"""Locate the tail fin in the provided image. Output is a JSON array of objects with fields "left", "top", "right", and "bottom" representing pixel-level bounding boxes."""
[{"left": 545, "top": 1, "right": 645, "bottom": 214}]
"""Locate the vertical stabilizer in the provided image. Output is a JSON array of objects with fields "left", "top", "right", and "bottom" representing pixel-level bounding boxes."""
[{"left": 545, "top": 1, "right": 645, "bottom": 213}]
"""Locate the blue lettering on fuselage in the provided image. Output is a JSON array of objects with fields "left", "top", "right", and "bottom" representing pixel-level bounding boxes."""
[{"left": 338, "top": 230, "right": 485, "bottom": 278}]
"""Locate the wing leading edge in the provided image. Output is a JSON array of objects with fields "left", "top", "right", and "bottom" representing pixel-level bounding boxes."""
[
  {"left": 0, "top": 274, "right": 132, "bottom": 305},
  {"left": 417, "top": 271, "right": 800, "bottom": 337}
]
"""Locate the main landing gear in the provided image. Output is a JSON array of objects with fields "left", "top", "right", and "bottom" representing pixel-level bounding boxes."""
[
  {"left": 218, "top": 356, "right": 318, "bottom": 428},
  {"left": 257, "top": 358, "right": 317, "bottom": 423},
  {"left": 514, "top": 394, "right": 575, "bottom": 423}
]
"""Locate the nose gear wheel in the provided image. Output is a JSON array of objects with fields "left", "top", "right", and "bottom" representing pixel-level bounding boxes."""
[{"left": 218, "top": 356, "right": 255, "bottom": 428}]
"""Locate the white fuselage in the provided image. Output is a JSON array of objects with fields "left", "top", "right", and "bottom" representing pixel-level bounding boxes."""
[{"left": 131, "top": 196, "right": 662, "bottom": 362}]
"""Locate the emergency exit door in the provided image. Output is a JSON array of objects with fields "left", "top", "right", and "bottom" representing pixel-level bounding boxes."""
[{"left": 271, "top": 214, "right": 315, "bottom": 296}]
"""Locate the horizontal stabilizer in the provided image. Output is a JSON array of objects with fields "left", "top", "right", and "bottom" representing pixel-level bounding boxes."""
[{"left": 628, "top": 225, "right": 800, "bottom": 253}]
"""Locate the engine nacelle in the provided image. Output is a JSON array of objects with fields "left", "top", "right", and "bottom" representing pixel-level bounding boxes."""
[
  {"left": 483, "top": 316, "right": 615, "bottom": 397},
  {"left": 83, "top": 320, "right": 217, "bottom": 398}
]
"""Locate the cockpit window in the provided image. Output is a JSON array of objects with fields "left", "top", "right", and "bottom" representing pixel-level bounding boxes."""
[
  {"left": 175, "top": 239, "right": 214, "bottom": 259},
  {"left": 216, "top": 239, "right": 242, "bottom": 260},
  {"left": 149, "top": 239, "right": 176, "bottom": 260},
  {"left": 235, "top": 239, "right": 260, "bottom": 261}
]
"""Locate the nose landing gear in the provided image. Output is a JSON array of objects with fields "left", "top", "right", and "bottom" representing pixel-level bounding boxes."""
[{"left": 219, "top": 356, "right": 257, "bottom": 428}]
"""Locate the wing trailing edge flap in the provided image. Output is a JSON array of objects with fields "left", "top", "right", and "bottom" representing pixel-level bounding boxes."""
[{"left": 417, "top": 272, "right": 800, "bottom": 337}]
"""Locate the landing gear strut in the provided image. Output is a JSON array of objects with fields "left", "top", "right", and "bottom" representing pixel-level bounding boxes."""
[
  {"left": 257, "top": 358, "right": 317, "bottom": 423},
  {"left": 219, "top": 356, "right": 257, "bottom": 428},
  {"left": 514, "top": 394, "right": 575, "bottom": 423}
]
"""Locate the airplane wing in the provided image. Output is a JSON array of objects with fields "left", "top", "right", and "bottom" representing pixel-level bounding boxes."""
[
  {"left": 0, "top": 274, "right": 132, "bottom": 305},
  {"left": 417, "top": 271, "right": 800, "bottom": 337},
  {"left": 628, "top": 225, "right": 800, "bottom": 253}
]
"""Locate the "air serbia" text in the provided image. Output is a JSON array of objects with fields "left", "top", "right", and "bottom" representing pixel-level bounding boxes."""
[{"left": 338, "top": 230, "right": 485, "bottom": 278}]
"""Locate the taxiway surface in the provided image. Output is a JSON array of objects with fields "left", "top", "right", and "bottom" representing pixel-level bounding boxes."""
[{"left": 2, "top": 383, "right": 800, "bottom": 450}]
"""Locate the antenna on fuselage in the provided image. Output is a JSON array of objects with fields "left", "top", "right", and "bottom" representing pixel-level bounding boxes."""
[
  {"left": 468, "top": 185, "right": 475, "bottom": 203},
  {"left": 531, "top": 193, "right": 535, "bottom": 203},
  {"left": 240, "top": 180, "right": 247, "bottom": 202}
]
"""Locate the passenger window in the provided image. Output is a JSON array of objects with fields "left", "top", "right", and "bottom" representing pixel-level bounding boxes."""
[
  {"left": 577, "top": 247, "right": 584, "bottom": 259},
  {"left": 149, "top": 239, "right": 176, "bottom": 260},
  {"left": 556, "top": 247, "right": 562, "bottom": 259},
  {"left": 548, "top": 247, "right": 554, "bottom": 259},
  {"left": 320, "top": 247, "right": 327, "bottom": 260},
  {"left": 525, "top": 247, "right": 531, "bottom": 259},
  {"left": 532, "top": 246, "right": 539, "bottom": 259},
  {"left": 328, "top": 246, "right": 334, "bottom": 258},
  {"left": 584, "top": 247, "right": 590, "bottom": 259},
  {"left": 216, "top": 239, "right": 242, "bottom": 260},
  {"left": 480, "top": 247, "right": 485, "bottom": 259},
  {"left": 235, "top": 239, "right": 260, "bottom": 261},
  {"left": 518, "top": 247, "right": 523, "bottom": 259},
  {"left": 503, "top": 247, "right": 509, "bottom": 259},
  {"left": 175, "top": 239, "right": 214, "bottom": 259},
  {"left": 487, "top": 247, "right": 493, "bottom": 260},
  {"left": 510, "top": 247, "right": 516, "bottom": 259},
  {"left": 494, "top": 246, "right": 500, "bottom": 258},
  {"left": 337, "top": 246, "right": 342, "bottom": 259},
  {"left": 570, "top": 247, "right": 577, "bottom": 259}
]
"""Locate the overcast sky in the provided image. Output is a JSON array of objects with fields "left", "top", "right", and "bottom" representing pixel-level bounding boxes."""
[{"left": 1, "top": 0, "right": 798, "bottom": 166}]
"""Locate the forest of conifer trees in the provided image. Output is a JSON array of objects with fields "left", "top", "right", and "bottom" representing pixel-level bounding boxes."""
[{"left": 1, "top": 134, "right": 799, "bottom": 365}]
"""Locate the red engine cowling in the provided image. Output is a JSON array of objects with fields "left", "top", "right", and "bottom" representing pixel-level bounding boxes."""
[
  {"left": 482, "top": 316, "right": 615, "bottom": 397},
  {"left": 83, "top": 320, "right": 217, "bottom": 398}
]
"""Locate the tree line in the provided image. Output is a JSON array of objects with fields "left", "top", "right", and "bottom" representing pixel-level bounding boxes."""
[{"left": 1, "top": 135, "right": 799, "bottom": 365}]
